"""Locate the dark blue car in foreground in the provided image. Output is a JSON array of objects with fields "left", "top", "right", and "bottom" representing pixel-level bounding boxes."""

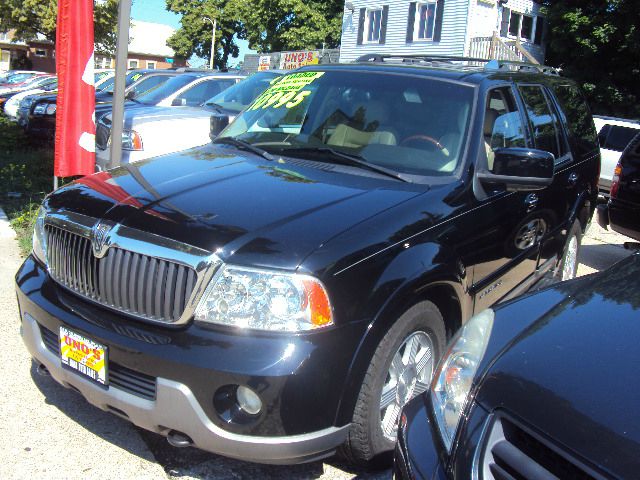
[{"left": 395, "top": 253, "right": 640, "bottom": 479}]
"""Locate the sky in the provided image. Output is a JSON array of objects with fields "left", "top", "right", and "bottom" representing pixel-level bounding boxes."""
[{"left": 130, "top": 0, "right": 256, "bottom": 67}]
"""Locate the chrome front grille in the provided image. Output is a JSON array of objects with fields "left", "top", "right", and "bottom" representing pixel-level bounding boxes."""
[
  {"left": 45, "top": 224, "right": 199, "bottom": 323},
  {"left": 95, "top": 121, "right": 110, "bottom": 150}
]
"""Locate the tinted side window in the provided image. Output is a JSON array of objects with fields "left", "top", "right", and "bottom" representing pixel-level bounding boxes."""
[
  {"left": 604, "top": 125, "right": 640, "bottom": 152},
  {"left": 178, "top": 80, "right": 236, "bottom": 106},
  {"left": 552, "top": 84, "right": 598, "bottom": 156},
  {"left": 597, "top": 124, "right": 611, "bottom": 147},
  {"left": 518, "top": 85, "right": 560, "bottom": 158}
]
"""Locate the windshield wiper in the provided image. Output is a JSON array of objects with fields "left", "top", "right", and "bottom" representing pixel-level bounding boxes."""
[
  {"left": 280, "top": 146, "right": 409, "bottom": 182},
  {"left": 213, "top": 137, "right": 276, "bottom": 161}
]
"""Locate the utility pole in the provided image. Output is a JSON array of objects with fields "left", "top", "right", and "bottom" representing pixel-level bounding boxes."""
[
  {"left": 109, "top": 0, "right": 132, "bottom": 170},
  {"left": 203, "top": 16, "right": 216, "bottom": 70}
]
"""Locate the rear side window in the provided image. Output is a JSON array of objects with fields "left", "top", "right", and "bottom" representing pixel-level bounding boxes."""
[
  {"left": 601, "top": 125, "right": 640, "bottom": 152},
  {"left": 552, "top": 85, "right": 598, "bottom": 156},
  {"left": 518, "top": 85, "right": 561, "bottom": 159},
  {"left": 177, "top": 79, "right": 236, "bottom": 106}
]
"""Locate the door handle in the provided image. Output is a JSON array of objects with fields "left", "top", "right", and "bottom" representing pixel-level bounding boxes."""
[
  {"left": 567, "top": 172, "right": 579, "bottom": 186},
  {"left": 524, "top": 193, "right": 539, "bottom": 211}
]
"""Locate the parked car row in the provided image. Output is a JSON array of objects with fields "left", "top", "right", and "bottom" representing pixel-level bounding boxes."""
[{"left": 18, "top": 55, "right": 611, "bottom": 473}]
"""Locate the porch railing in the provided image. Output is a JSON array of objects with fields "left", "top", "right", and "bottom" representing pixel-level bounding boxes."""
[{"left": 469, "top": 32, "right": 541, "bottom": 64}]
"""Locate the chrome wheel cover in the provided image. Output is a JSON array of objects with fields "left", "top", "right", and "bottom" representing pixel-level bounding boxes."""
[
  {"left": 380, "top": 331, "right": 435, "bottom": 441},
  {"left": 514, "top": 218, "right": 547, "bottom": 250},
  {"left": 562, "top": 235, "right": 579, "bottom": 281}
]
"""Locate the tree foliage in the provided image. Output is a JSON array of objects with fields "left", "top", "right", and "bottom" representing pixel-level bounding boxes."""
[
  {"left": 227, "top": 0, "right": 343, "bottom": 53},
  {"left": 0, "top": 0, "right": 119, "bottom": 54},
  {"left": 542, "top": 0, "right": 640, "bottom": 118},
  {"left": 165, "top": 0, "right": 240, "bottom": 68}
]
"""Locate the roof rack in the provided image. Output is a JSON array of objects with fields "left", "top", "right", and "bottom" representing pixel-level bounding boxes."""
[{"left": 354, "top": 54, "right": 560, "bottom": 76}]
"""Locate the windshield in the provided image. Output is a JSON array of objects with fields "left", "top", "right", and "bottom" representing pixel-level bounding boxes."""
[
  {"left": 219, "top": 70, "right": 474, "bottom": 177},
  {"left": 104, "top": 71, "right": 147, "bottom": 93},
  {"left": 205, "top": 71, "right": 282, "bottom": 113},
  {"left": 5, "top": 73, "right": 33, "bottom": 84},
  {"left": 97, "top": 75, "right": 115, "bottom": 92},
  {"left": 134, "top": 75, "right": 195, "bottom": 105}
]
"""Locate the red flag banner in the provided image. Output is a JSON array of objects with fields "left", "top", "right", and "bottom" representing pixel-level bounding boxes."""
[{"left": 54, "top": 0, "right": 96, "bottom": 177}]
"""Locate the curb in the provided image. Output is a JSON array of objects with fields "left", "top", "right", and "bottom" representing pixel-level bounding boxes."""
[{"left": 0, "top": 206, "right": 16, "bottom": 239}]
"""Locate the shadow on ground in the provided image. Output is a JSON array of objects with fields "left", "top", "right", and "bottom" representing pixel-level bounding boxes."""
[
  {"left": 579, "top": 243, "right": 634, "bottom": 272},
  {"left": 29, "top": 360, "right": 160, "bottom": 465},
  {"left": 138, "top": 428, "right": 392, "bottom": 479}
]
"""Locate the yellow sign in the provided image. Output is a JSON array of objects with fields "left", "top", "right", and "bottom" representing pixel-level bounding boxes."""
[{"left": 248, "top": 71, "right": 324, "bottom": 111}]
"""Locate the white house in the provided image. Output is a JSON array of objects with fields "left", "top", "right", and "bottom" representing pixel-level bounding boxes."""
[{"left": 339, "top": 0, "right": 546, "bottom": 64}]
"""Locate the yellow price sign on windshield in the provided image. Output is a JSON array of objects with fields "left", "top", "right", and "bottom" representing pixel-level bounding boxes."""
[{"left": 248, "top": 71, "right": 324, "bottom": 111}]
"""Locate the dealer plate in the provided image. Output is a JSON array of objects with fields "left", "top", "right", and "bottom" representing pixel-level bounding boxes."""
[{"left": 59, "top": 326, "right": 108, "bottom": 385}]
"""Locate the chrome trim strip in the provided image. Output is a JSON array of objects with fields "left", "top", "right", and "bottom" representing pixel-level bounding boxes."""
[{"left": 43, "top": 209, "right": 222, "bottom": 327}]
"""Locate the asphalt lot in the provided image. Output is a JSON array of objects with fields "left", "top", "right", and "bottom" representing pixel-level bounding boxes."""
[{"left": 0, "top": 215, "right": 633, "bottom": 480}]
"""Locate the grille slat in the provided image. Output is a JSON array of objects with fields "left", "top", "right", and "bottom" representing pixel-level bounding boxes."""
[
  {"left": 482, "top": 416, "right": 600, "bottom": 480},
  {"left": 45, "top": 225, "right": 197, "bottom": 324}
]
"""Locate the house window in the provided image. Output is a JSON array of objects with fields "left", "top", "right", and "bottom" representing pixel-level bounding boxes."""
[
  {"left": 504, "top": 10, "right": 543, "bottom": 44},
  {"left": 0, "top": 32, "right": 8, "bottom": 42},
  {"left": 366, "top": 9, "right": 383, "bottom": 42},
  {"left": 34, "top": 49, "right": 47, "bottom": 57},
  {"left": 146, "top": 61, "right": 156, "bottom": 70},
  {"left": 415, "top": 2, "right": 438, "bottom": 40},
  {"left": 508, "top": 12, "right": 521, "bottom": 37},
  {"left": 128, "top": 59, "right": 139, "bottom": 69}
]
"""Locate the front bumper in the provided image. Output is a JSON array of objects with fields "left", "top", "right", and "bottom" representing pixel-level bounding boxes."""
[{"left": 16, "top": 256, "right": 354, "bottom": 464}]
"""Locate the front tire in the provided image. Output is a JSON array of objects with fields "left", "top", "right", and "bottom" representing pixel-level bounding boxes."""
[
  {"left": 340, "top": 301, "right": 446, "bottom": 466},
  {"left": 558, "top": 221, "right": 582, "bottom": 281}
]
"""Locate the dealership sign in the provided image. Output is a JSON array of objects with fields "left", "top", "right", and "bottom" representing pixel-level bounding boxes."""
[
  {"left": 258, "top": 55, "right": 271, "bottom": 71},
  {"left": 279, "top": 51, "right": 320, "bottom": 70}
]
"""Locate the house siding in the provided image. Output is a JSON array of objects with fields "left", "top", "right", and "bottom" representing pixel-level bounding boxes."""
[
  {"left": 339, "top": 0, "right": 471, "bottom": 62},
  {"left": 339, "top": 0, "right": 545, "bottom": 64}
]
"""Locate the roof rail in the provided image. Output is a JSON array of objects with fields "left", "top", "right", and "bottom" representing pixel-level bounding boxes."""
[{"left": 354, "top": 54, "right": 560, "bottom": 76}]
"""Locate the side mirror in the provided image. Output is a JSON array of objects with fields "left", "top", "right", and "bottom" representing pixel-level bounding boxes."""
[
  {"left": 172, "top": 97, "right": 187, "bottom": 106},
  {"left": 125, "top": 90, "right": 136, "bottom": 100},
  {"left": 209, "top": 113, "right": 230, "bottom": 141},
  {"left": 478, "top": 147, "right": 555, "bottom": 192}
]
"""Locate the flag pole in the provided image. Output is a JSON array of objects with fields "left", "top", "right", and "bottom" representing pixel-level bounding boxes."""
[{"left": 109, "top": 0, "right": 132, "bottom": 170}]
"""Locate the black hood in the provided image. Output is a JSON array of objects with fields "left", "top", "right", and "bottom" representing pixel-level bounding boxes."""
[
  {"left": 476, "top": 254, "right": 640, "bottom": 479},
  {"left": 47, "top": 144, "right": 426, "bottom": 271}
]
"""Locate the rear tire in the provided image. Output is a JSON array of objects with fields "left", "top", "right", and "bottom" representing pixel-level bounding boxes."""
[
  {"left": 340, "top": 301, "right": 446, "bottom": 467},
  {"left": 557, "top": 220, "right": 582, "bottom": 281}
]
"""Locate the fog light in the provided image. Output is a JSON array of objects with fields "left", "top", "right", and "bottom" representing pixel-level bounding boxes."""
[{"left": 236, "top": 386, "right": 262, "bottom": 415}]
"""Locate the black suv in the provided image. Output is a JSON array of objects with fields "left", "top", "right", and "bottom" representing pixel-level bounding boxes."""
[
  {"left": 16, "top": 57, "right": 599, "bottom": 466},
  {"left": 598, "top": 131, "right": 640, "bottom": 243}
]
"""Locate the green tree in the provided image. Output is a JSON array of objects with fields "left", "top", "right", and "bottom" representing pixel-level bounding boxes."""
[
  {"left": 165, "top": 0, "right": 240, "bottom": 68},
  {"left": 228, "top": 0, "right": 343, "bottom": 52},
  {"left": 542, "top": 0, "right": 640, "bottom": 118},
  {"left": 0, "top": 0, "right": 119, "bottom": 54}
]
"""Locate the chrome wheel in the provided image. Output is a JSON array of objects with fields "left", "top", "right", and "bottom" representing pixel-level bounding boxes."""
[
  {"left": 514, "top": 218, "right": 547, "bottom": 250},
  {"left": 380, "top": 331, "right": 434, "bottom": 440},
  {"left": 562, "top": 235, "right": 579, "bottom": 281}
]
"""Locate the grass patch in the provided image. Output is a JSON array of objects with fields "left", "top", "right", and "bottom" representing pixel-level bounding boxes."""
[{"left": 0, "top": 116, "right": 54, "bottom": 256}]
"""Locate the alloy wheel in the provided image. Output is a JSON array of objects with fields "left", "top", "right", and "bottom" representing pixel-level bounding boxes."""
[{"left": 379, "top": 331, "right": 435, "bottom": 440}]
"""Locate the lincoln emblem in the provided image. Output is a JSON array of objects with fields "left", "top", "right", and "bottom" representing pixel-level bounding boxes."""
[{"left": 91, "top": 221, "right": 112, "bottom": 257}]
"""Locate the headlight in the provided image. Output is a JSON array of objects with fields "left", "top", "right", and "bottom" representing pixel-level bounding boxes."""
[
  {"left": 45, "top": 103, "right": 57, "bottom": 115},
  {"left": 33, "top": 103, "right": 46, "bottom": 115},
  {"left": 32, "top": 206, "right": 47, "bottom": 264},
  {"left": 194, "top": 265, "right": 333, "bottom": 332},
  {"left": 121, "top": 129, "right": 143, "bottom": 151},
  {"left": 431, "top": 309, "right": 494, "bottom": 451}
]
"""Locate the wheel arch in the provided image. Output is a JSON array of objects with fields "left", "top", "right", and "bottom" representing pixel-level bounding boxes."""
[{"left": 333, "top": 267, "right": 470, "bottom": 427}]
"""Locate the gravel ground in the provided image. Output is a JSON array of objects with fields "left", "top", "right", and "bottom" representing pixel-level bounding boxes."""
[{"left": 0, "top": 209, "right": 633, "bottom": 480}]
